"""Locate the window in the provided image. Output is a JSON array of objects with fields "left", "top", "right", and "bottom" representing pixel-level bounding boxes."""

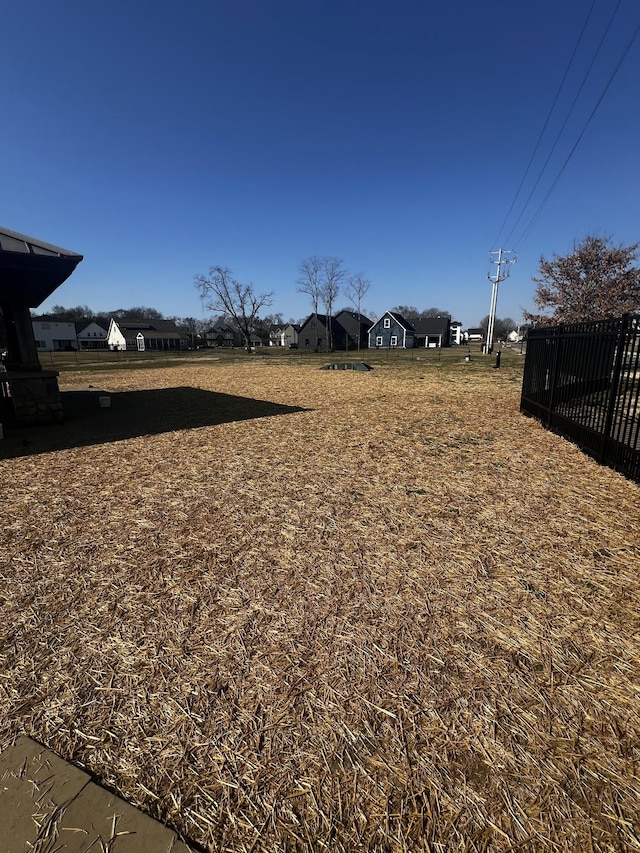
[
  {"left": 376, "top": 336, "right": 383, "bottom": 347},
  {"left": 383, "top": 318, "right": 391, "bottom": 328},
  {"left": 390, "top": 335, "right": 398, "bottom": 347}
]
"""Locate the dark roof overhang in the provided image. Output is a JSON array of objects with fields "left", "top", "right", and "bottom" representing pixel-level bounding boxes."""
[{"left": 0, "top": 227, "right": 83, "bottom": 308}]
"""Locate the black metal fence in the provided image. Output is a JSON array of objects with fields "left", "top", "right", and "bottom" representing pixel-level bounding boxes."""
[{"left": 520, "top": 314, "right": 640, "bottom": 484}]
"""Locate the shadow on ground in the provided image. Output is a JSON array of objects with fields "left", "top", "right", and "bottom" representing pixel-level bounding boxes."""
[{"left": 0, "top": 387, "right": 308, "bottom": 458}]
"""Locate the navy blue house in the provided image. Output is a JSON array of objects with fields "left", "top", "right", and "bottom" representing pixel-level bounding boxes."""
[{"left": 368, "top": 311, "right": 415, "bottom": 349}]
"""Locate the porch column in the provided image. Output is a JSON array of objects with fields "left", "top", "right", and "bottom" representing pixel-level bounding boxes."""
[{"left": 1, "top": 302, "right": 41, "bottom": 371}]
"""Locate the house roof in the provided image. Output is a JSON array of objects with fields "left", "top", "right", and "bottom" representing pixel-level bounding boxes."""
[
  {"left": 32, "top": 315, "right": 76, "bottom": 324},
  {"left": 299, "top": 313, "right": 346, "bottom": 336},
  {"left": 75, "top": 321, "right": 108, "bottom": 334},
  {"left": 114, "top": 318, "right": 182, "bottom": 334},
  {"left": 411, "top": 317, "right": 450, "bottom": 336},
  {"left": 0, "top": 227, "right": 83, "bottom": 307},
  {"left": 110, "top": 319, "right": 187, "bottom": 342},
  {"left": 368, "top": 311, "right": 414, "bottom": 333},
  {"left": 335, "top": 310, "right": 373, "bottom": 335},
  {"left": 388, "top": 311, "right": 413, "bottom": 329}
]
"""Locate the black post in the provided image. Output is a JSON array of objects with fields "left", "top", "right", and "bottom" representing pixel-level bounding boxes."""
[
  {"left": 545, "top": 325, "right": 563, "bottom": 426},
  {"left": 601, "top": 314, "right": 629, "bottom": 462}
]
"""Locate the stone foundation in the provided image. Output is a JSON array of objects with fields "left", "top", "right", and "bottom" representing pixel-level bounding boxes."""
[{"left": 3, "top": 371, "right": 63, "bottom": 425}]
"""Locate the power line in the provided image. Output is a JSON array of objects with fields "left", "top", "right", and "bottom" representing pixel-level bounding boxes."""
[
  {"left": 491, "top": 0, "right": 598, "bottom": 250},
  {"left": 515, "top": 14, "right": 640, "bottom": 249},
  {"left": 503, "top": 0, "right": 625, "bottom": 249}
]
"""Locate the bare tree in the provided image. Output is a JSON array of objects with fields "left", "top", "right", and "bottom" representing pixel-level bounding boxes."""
[
  {"left": 48, "top": 304, "right": 97, "bottom": 321},
  {"left": 110, "top": 306, "right": 165, "bottom": 321},
  {"left": 297, "top": 257, "right": 323, "bottom": 350},
  {"left": 170, "top": 315, "right": 208, "bottom": 348},
  {"left": 392, "top": 305, "right": 451, "bottom": 321},
  {"left": 525, "top": 235, "right": 640, "bottom": 325},
  {"left": 195, "top": 266, "right": 273, "bottom": 352},
  {"left": 297, "top": 256, "right": 347, "bottom": 351},
  {"left": 319, "top": 257, "right": 346, "bottom": 350},
  {"left": 420, "top": 307, "right": 451, "bottom": 319},
  {"left": 392, "top": 305, "right": 420, "bottom": 321},
  {"left": 344, "top": 273, "right": 371, "bottom": 350},
  {"left": 479, "top": 315, "right": 517, "bottom": 341}
]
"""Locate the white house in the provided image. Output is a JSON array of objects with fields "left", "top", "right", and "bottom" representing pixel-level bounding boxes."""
[
  {"left": 107, "top": 318, "right": 187, "bottom": 352},
  {"left": 450, "top": 321, "right": 463, "bottom": 345},
  {"left": 76, "top": 321, "right": 108, "bottom": 349},
  {"left": 269, "top": 325, "right": 286, "bottom": 346},
  {"left": 32, "top": 317, "right": 77, "bottom": 351},
  {"left": 466, "top": 328, "right": 484, "bottom": 343}
]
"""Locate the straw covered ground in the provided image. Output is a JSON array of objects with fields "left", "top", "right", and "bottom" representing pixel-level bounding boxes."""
[{"left": 2, "top": 353, "right": 640, "bottom": 851}]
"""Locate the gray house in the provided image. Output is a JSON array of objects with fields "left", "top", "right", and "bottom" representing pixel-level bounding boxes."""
[
  {"left": 206, "top": 324, "right": 236, "bottom": 347},
  {"left": 334, "top": 310, "right": 372, "bottom": 349},
  {"left": 411, "top": 316, "right": 451, "bottom": 348},
  {"left": 283, "top": 323, "right": 301, "bottom": 347},
  {"left": 297, "top": 314, "right": 345, "bottom": 351},
  {"left": 368, "top": 311, "right": 415, "bottom": 349}
]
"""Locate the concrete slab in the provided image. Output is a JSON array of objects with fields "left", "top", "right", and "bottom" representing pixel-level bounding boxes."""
[
  {"left": 57, "top": 780, "right": 192, "bottom": 852},
  {"left": 0, "top": 738, "right": 194, "bottom": 853},
  {"left": 0, "top": 736, "right": 91, "bottom": 852}
]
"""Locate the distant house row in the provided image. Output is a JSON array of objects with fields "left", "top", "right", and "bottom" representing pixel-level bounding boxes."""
[
  {"left": 31, "top": 311, "right": 483, "bottom": 354},
  {"left": 266, "top": 311, "right": 468, "bottom": 350},
  {"left": 32, "top": 317, "right": 189, "bottom": 352}
]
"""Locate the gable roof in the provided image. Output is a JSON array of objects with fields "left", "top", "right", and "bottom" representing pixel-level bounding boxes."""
[
  {"left": 368, "top": 311, "right": 414, "bottom": 333},
  {"left": 207, "top": 324, "right": 235, "bottom": 334},
  {"left": 109, "top": 318, "right": 186, "bottom": 342},
  {"left": 75, "top": 320, "right": 108, "bottom": 334},
  {"left": 299, "top": 313, "right": 345, "bottom": 335},
  {"left": 335, "top": 310, "right": 373, "bottom": 335},
  {"left": 113, "top": 318, "right": 182, "bottom": 333},
  {"left": 411, "top": 317, "right": 450, "bottom": 336}
]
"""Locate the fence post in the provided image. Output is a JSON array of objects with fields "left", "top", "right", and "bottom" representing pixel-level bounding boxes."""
[
  {"left": 545, "top": 324, "right": 563, "bottom": 426},
  {"left": 600, "top": 314, "right": 629, "bottom": 462}
]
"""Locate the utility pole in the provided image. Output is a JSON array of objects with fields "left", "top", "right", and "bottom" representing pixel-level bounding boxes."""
[{"left": 486, "top": 249, "right": 516, "bottom": 354}]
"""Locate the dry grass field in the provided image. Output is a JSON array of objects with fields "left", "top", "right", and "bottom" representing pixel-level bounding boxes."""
[{"left": 2, "top": 351, "right": 640, "bottom": 852}]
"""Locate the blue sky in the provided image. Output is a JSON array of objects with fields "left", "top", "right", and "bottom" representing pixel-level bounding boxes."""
[{"left": 4, "top": 0, "right": 640, "bottom": 328}]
